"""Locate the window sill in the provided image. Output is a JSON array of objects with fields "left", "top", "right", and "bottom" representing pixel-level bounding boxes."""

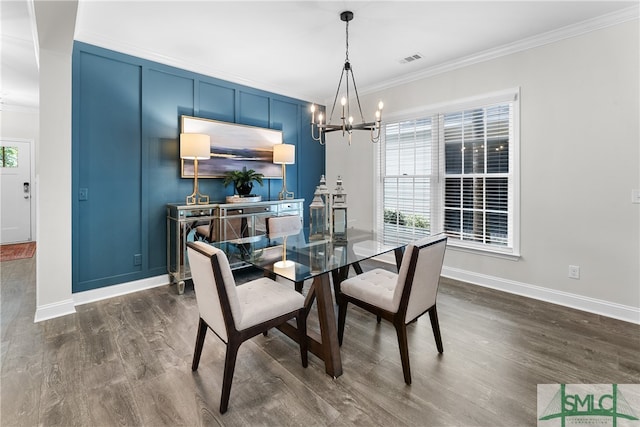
[{"left": 447, "top": 240, "right": 521, "bottom": 261}]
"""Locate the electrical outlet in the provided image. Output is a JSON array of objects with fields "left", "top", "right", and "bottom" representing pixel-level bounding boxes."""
[
  {"left": 632, "top": 189, "right": 640, "bottom": 204},
  {"left": 568, "top": 265, "right": 580, "bottom": 279},
  {"left": 79, "top": 188, "right": 88, "bottom": 201}
]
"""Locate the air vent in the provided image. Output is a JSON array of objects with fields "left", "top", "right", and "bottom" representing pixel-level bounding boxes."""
[{"left": 399, "top": 53, "right": 423, "bottom": 64}]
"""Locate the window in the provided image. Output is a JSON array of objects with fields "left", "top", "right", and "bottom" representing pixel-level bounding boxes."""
[
  {"left": 1, "top": 146, "right": 18, "bottom": 168},
  {"left": 378, "top": 90, "right": 519, "bottom": 256},
  {"left": 379, "top": 119, "right": 434, "bottom": 245}
]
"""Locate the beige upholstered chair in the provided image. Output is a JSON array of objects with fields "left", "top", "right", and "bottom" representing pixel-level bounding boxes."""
[
  {"left": 186, "top": 241, "right": 308, "bottom": 413},
  {"left": 266, "top": 215, "right": 304, "bottom": 292},
  {"left": 337, "top": 234, "right": 447, "bottom": 384}
]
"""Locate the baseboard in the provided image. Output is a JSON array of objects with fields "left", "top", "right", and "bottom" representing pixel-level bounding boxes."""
[
  {"left": 73, "top": 274, "right": 171, "bottom": 307},
  {"left": 442, "top": 266, "right": 640, "bottom": 325},
  {"left": 34, "top": 299, "right": 76, "bottom": 323}
]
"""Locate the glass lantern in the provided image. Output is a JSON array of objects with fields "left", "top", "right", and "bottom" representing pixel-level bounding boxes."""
[
  {"left": 317, "top": 175, "right": 331, "bottom": 234},
  {"left": 309, "top": 187, "right": 326, "bottom": 241},
  {"left": 332, "top": 176, "right": 348, "bottom": 243}
]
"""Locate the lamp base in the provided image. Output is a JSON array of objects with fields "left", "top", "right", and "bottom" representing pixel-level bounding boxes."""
[
  {"left": 186, "top": 192, "right": 210, "bottom": 205},
  {"left": 278, "top": 189, "right": 295, "bottom": 200},
  {"left": 274, "top": 260, "right": 295, "bottom": 269}
]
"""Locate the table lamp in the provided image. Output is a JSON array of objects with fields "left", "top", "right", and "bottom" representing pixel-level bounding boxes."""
[
  {"left": 273, "top": 143, "right": 295, "bottom": 200},
  {"left": 180, "top": 133, "right": 210, "bottom": 205}
]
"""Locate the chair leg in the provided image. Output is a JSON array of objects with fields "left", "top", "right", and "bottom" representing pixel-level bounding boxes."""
[
  {"left": 395, "top": 321, "right": 412, "bottom": 385},
  {"left": 192, "top": 318, "right": 208, "bottom": 371},
  {"left": 337, "top": 299, "right": 348, "bottom": 346},
  {"left": 429, "top": 306, "right": 444, "bottom": 354},
  {"left": 220, "top": 339, "right": 241, "bottom": 414},
  {"left": 296, "top": 308, "right": 308, "bottom": 368},
  {"left": 376, "top": 315, "right": 382, "bottom": 323},
  {"left": 294, "top": 281, "right": 304, "bottom": 293}
]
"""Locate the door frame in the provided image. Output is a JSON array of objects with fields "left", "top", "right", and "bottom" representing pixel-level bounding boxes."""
[{"left": 1, "top": 137, "right": 36, "bottom": 243}]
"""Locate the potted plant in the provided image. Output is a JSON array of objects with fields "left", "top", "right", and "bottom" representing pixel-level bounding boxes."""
[{"left": 222, "top": 166, "right": 264, "bottom": 197}]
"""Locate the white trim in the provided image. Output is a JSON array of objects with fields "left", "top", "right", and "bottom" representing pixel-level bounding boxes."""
[
  {"left": 361, "top": 5, "right": 639, "bottom": 96},
  {"left": 75, "top": 6, "right": 638, "bottom": 104},
  {"left": 26, "top": 0, "right": 39, "bottom": 69},
  {"left": 442, "top": 266, "right": 640, "bottom": 325},
  {"left": 34, "top": 299, "right": 75, "bottom": 323},
  {"left": 73, "top": 274, "right": 170, "bottom": 307},
  {"left": 383, "top": 87, "right": 520, "bottom": 124},
  {"left": 0, "top": 104, "right": 39, "bottom": 114},
  {"left": 34, "top": 274, "right": 171, "bottom": 322}
]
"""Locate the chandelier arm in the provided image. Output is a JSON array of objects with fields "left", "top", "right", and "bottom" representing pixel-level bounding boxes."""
[
  {"left": 345, "top": 68, "right": 350, "bottom": 124},
  {"left": 347, "top": 64, "right": 367, "bottom": 123},
  {"left": 328, "top": 67, "right": 347, "bottom": 124}
]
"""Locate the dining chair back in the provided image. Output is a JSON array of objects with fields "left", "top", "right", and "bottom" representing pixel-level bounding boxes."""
[
  {"left": 187, "top": 241, "right": 308, "bottom": 413},
  {"left": 337, "top": 234, "right": 447, "bottom": 384}
]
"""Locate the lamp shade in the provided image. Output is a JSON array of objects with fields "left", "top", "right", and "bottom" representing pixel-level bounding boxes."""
[
  {"left": 273, "top": 143, "right": 295, "bottom": 164},
  {"left": 180, "top": 133, "right": 210, "bottom": 159}
]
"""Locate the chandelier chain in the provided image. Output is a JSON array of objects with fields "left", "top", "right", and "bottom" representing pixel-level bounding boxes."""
[{"left": 345, "top": 19, "right": 350, "bottom": 62}]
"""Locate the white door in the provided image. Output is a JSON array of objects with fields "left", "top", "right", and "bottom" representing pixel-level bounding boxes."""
[{"left": 1, "top": 140, "right": 32, "bottom": 244}]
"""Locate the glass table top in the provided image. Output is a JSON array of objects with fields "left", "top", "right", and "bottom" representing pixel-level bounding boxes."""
[{"left": 212, "top": 228, "right": 404, "bottom": 283}]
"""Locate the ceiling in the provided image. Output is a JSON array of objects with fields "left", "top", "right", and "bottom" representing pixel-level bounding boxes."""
[{"left": 1, "top": 1, "right": 638, "bottom": 112}]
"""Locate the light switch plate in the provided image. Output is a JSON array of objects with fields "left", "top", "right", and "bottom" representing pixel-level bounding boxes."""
[{"left": 632, "top": 189, "right": 640, "bottom": 204}]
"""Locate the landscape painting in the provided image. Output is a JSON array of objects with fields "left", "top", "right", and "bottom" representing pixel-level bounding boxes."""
[{"left": 180, "top": 115, "right": 283, "bottom": 178}]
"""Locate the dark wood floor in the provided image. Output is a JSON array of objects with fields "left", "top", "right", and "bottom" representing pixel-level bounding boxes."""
[{"left": 2, "top": 256, "right": 639, "bottom": 426}]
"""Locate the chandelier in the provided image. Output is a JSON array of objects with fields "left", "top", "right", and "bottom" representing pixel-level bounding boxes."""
[{"left": 310, "top": 11, "right": 383, "bottom": 145}]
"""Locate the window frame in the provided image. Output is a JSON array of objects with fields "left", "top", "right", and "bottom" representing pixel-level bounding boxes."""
[{"left": 376, "top": 88, "right": 520, "bottom": 258}]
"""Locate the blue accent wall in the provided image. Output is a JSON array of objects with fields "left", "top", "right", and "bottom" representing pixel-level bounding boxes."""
[{"left": 72, "top": 41, "right": 324, "bottom": 292}]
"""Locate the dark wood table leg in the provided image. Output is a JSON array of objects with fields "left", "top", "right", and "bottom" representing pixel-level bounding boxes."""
[
  {"left": 275, "top": 273, "right": 342, "bottom": 378},
  {"left": 331, "top": 266, "right": 349, "bottom": 300},
  {"left": 314, "top": 273, "right": 342, "bottom": 378},
  {"left": 394, "top": 247, "right": 404, "bottom": 271},
  {"left": 352, "top": 261, "right": 363, "bottom": 275}
]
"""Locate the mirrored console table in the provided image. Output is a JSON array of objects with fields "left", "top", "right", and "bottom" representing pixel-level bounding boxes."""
[{"left": 167, "top": 199, "right": 304, "bottom": 294}]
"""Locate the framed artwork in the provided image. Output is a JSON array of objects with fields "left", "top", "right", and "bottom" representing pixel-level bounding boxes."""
[{"left": 180, "top": 115, "right": 283, "bottom": 178}]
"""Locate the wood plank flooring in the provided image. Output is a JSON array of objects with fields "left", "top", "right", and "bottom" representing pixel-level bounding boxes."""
[{"left": 1, "top": 256, "right": 638, "bottom": 426}]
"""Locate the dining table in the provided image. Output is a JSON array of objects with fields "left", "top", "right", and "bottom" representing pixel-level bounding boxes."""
[{"left": 212, "top": 228, "right": 406, "bottom": 378}]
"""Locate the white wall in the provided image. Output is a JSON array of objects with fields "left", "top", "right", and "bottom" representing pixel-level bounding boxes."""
[
  {"left": 0, "top": 110, "right": 39, "bottom": 139},
  {"left": 328, "top": 19, "right": 640, "bottom": 322},
  {"left": 32, "top": 0, "right": 78, "bottom": 321}
]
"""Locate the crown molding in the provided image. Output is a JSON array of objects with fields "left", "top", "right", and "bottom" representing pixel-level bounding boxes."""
[
  {"left": 75, "top": 5, "right": 637, "bottom": 103},
  {"left": 0, "top": 103, "right": 39, "bottom": 114},
  {"left": 361, "top": 4, "right": 639, "bottom": 96}
]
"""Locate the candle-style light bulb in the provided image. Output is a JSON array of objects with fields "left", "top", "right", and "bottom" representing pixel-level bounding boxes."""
[
  {"left": 375, "top": 110, "right": 381, "bottom": 120},
  {"left": 310, "top": 104, "right": 316, "bottom": 124},
  {"left": 378, "top": 101, "right": 384, "bottom": 110},
  {"left": 348, "top": 116, "right": 354, "bottom": 124},
  {"left": 341, "top": 97, "right": 347, "bottom": 106},
  {"left": 318, "top": 113, "right": 323, "bottom": 124}
]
